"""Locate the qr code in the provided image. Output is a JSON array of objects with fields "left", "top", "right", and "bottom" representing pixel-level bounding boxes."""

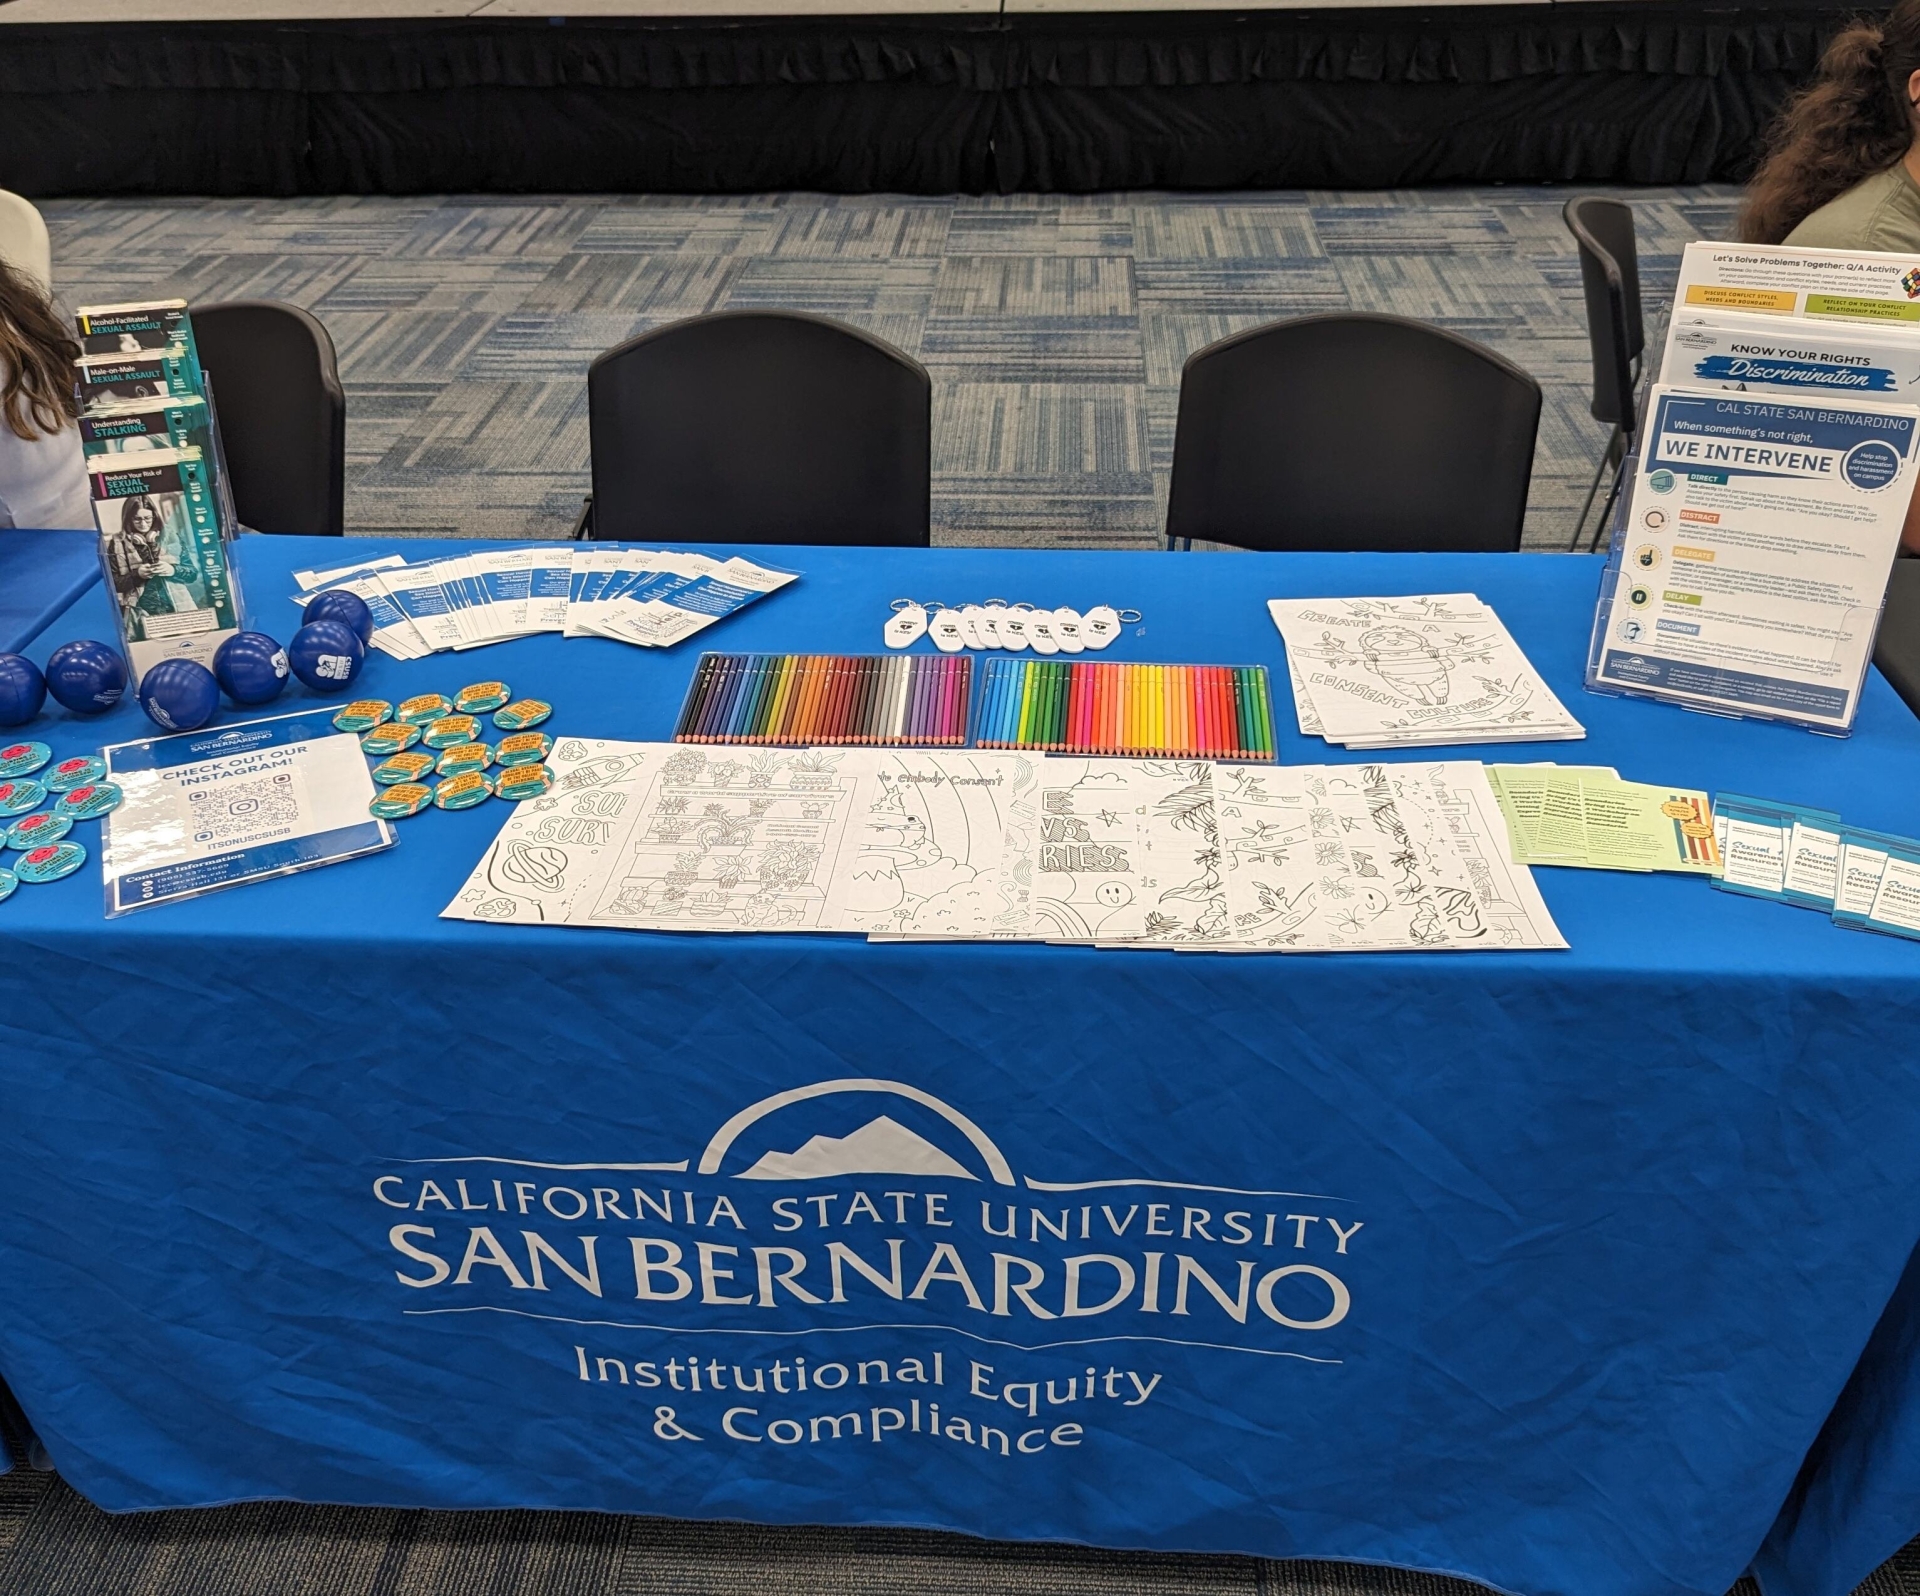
[{"left": 188, "top": 772, "right": 298, "bottom": 844}]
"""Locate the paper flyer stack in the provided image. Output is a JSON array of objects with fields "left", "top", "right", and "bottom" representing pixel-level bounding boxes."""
[
  {"left": 72, "top": 298, "right": 241, "bottom": 685},
  {"left": 1267, "top": 594, "right": 1584, "bottom": 748},
  {"left": 292, "top": 547, "right": 797, "bottom": 659},
  {"left": 1485, "top": 765, "right": 1720, "bottom": 875},
  {"left": 445, "top": 741, "right": 1566, "bottom": 953}
]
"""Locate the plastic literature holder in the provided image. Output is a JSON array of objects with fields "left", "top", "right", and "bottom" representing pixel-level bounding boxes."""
[
  {"left": 79, "top": 321, "right": 250, "bottom": 686},
  {"left": 1583, "top": 392, "right": 1897, "bottom": 740},
  {"left": 1587, "top": 531, "right": 1883, "bottom": 738},
  {"left": 200, "top": 372, "right": 248, "bottom": 545}
]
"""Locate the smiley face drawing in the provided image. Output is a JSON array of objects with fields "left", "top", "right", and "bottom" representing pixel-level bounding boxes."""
[
  {"left": 1357, "top": 626, "right": 1451, "bottom": 706},
  {"left": 1094, "top": 880, "right": 1134, "bottom": 907}
]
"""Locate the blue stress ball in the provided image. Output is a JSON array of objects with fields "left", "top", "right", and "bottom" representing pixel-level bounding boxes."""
[
  {"left": 304, "top": 589, "right": 374, "bottom": 647},
  {"left": 44, "top": 639, "right": 128, "bottom": 715},
  {"left": 0, "top": 655, "right": 46, "bottom": 726},
  {"left": 288, "top": 620, "right": 365, "bottom": 694},
  {"left": 137, "top": 659, "right": 221, "bottom": 732},
  {"left": 212, "top": 631, "right": 291, "bottom": 705}
]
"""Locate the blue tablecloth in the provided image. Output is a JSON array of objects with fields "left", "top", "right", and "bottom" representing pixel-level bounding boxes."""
[
  {"left": 3, "top": 536, "right": 1920, "bottom": 1596},
  {"left": 1756, "top": 1241, "right": 1920, "bottom": 1596},
  {"left": 0, "top": 528, "right": 100, "bottom": 654}
]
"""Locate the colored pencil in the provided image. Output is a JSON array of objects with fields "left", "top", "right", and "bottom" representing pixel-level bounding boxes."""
[
  {"left": 705, "top": 654, "right": 742, "bottom": 743},
  {"left": 883, "top": 655, "right": 904, "bottom": 743},
  {"left": 811, "top": 654, "right": 835, "bottom": 742},
  {"left": 844, "top": 656, "right": 867, "bottom": 741},
  {"left": 756, "top": 654, "right": 787, "bottom": 740},
  {"left": 722, "top": 655, "right": 751, "bottom": 741},
  {"left": 785, "top": 653, "right": 812, "bottom": 741},
  {"left": 814, "top": 655, "right": 839, "bottom": 744},
  {"left": 831, "top": 655, "right": 856, "bottom": 744},
  {"left": 858, "top": 656, "right": 882, "bottom": 744},
  {"left": 948, "top": 657, "right": 968, "bottom": 746},
  {"left": 928, "top": 657, "right": 947, "bottom": 745},
  {"left": 674, "top": 654, "right": 715, "bottom": 740},
  {"left": 772, "top": 654, "right": 803, "bottom": 741},
  {"left": 746, "top": 655, "right": 776, "bottom": 741},
  {"left": 909, "top": 655, "right": 931, "bottom": 744}
]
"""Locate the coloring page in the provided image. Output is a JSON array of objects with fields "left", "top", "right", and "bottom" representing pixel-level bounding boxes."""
[
  {"left": 1215, "top": 764, "right": 1335, "bottom": 948},
  {"left": 1119, "top": 760, "right": 1230, "bottom": 947},
  {"left": 1267, "top": 595, "right": 1582, "bottom": 746},
  {"left": 826, "top": 751, "right": 1032, "bottom": 940},
  {"left": 441, "top": 739, "right": 661, "bottom": 925},
  {"left": 1215, "top": 764, "right": 1480, "bottom": 952},
  {"left": 981, "top": 753, "right": 1042, "bottom": 940},
  {"left": 585, "top": 746, "right": 873, "bottom": 933},
  {"left": 1365, "top": 762, "right": 1494, "bottom": 949},
  {"left": 1024, "top": 758, "right": 1148, "bottom": 943},
  {"left": 1024, "top": 758, "right": 1226, "bottom": 946},
  {"left": 1387, "top": 761, "right": 1566, "bottom": 950}
]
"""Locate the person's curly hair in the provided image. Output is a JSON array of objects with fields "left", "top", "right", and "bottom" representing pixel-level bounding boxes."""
[
  {"left": 1741, "top": 5, "right": 1920, "bottom": 244},
  {"left": 0, "top": 258, "right": 78, "bottom": 443}
]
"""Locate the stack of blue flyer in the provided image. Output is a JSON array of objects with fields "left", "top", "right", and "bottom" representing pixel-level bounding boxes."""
[
  {"left": 1713, "top": 792, "right": 1920, "bottom": 941},
  {"left": 291, "top": 546, "right": 796, "bottom": 658}
]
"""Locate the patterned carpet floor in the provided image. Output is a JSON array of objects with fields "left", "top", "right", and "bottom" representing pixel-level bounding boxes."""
[
  {"left": 40, "top": 187, "right": 1740, "bottom": 549},
  {"left": 0, "top": 1452, "right": 1917, "bottom": 1596}
]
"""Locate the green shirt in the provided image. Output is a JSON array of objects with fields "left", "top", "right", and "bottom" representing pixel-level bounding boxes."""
[{"left": 1785, "top": 162, "right": 1920, "bottom": 252}]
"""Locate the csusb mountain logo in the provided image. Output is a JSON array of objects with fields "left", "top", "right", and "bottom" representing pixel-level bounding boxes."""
[{"left": 371, "top": 1080, "right": 1366, "bottom": 1454}]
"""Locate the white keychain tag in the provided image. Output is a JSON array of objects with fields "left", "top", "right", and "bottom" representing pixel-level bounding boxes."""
[
  {"left": 1027, "top": 610, "right": 1061, "bottom": 655},
  {"left": 998, "top": 607, "right": 1032, "bottom": 651},
  {"left": 929, "top": 608, "right": 968, "bottom": 653},
  {"left": 978, "top": 603, "right": 1006, "bottom": 649},
  {"left": 1082, "top": 605, "right": 1121, "bottom": 650},
  {"left": 1053, "top": 607, "right": 1085, "bottom": 654},
  {"left": 960, "top": 604, "right": 996, "bottom": 650},
  {"left": 885, "top": 601, "right": 928, "bottom": 650}
]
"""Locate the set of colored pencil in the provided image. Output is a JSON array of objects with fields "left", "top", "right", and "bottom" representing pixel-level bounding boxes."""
[
  {"left": 973, "top": 658, "right": 1276, "bottom": 760},
  {"left": 675, "top": 653, "right": 974, "bottom": 746}
]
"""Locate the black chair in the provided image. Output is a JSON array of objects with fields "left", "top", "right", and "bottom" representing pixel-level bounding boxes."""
[
  {"left": 1875, "top": 558, "right": 1920, "bottom": 719},
  {"left": 1163, "top": 313, "right": 1541, "bottom": 553},
  {"left": 194, "top": 300, "right": 346, "bottom": 536},
  {"left": 580, "top": 310, "right": 930, "bottom": 546},
  {"left": 1564, "top": 197, "right": 1644, "bottom": 552}
]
